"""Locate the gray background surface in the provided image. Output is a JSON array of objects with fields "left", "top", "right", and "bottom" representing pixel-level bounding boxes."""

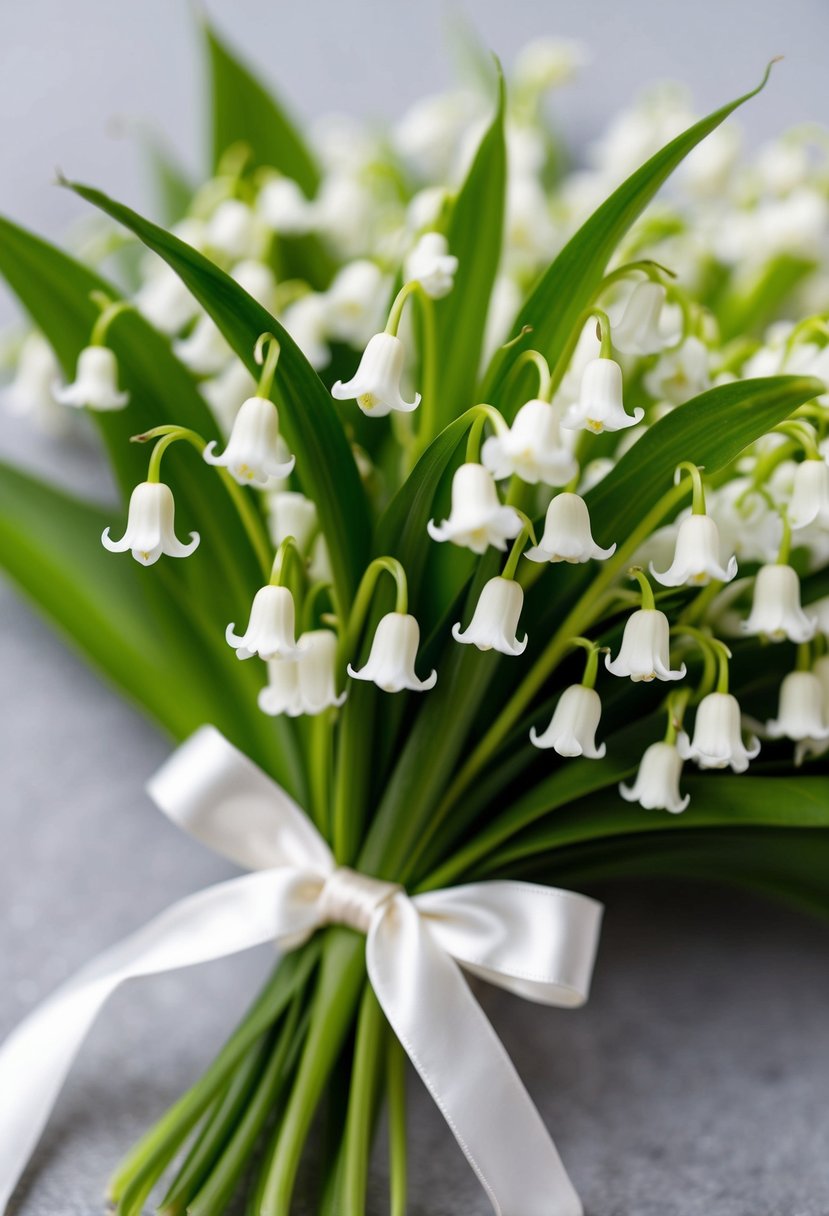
[{"left": 2, "top": 1, "right": 829, "bottom": 1212}]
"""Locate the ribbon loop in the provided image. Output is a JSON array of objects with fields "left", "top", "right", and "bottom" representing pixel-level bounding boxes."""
[
  {"left": 0, "top": 728, "right": 602, "bottom": 1216},
  {"left": 318, "top": 867, "right": 401, "bottom": 934}
]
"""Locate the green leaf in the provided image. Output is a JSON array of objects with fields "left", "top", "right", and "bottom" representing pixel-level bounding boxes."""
[
  {"left": 204, "top": 18, "right": 319, "bottom": 195},
  {"left": 585, "top": 374, "right": 825, "bottom": 552},
  {"left": 482, "top": 63, "right": 778, "bottom": 411},
  {"left": 518, "top": 828, "right": 829, "bottom": 920},
  {"left": 374, "top": 415, "right": 470, "bottom": 618},
  {"left": 0, "top": 213, "right": 264, "bottom": 617},
  {"left": 65, "top": 180, "right": 372, "bottom": 612},
  {"left": 0, "top": 461, "right": 307, "bottom": 795},
  {"left": 431, "top": 68, "right": 506, "bottom": 429}
]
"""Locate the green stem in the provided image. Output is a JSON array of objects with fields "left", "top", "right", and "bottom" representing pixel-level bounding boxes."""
[
  {"left": 594, "top": 259, "right": 676, "bottom": 297},
  {"left": 796, "top": 641, "right": 812, "bottom": 672},
  {"left": 108, "top": 946, "right": 319, "bottom": 1207},
  {"left": 465, "top": 403, "right": 508, "bottom": 463},
  {"left": 255, "top": 332, "right": 281, "bottom": 399},
  {"left": 675, "top": 461, "right": 706, "bottom": 515},
  {"left": 89, "top": 292, "right": 132, "bottom": 345},
  {"left": 185, "top": 998, "right": 307, "bottom": 1216},
  {"left": 270, "top": 535, "right": 304, "bottom": 587},
  {"left": 387, "top": 1034, "right": 408, "bottom": 1216},
  {"left": 259, "top": 931, "right": 366, "bottom": 1216},
  {"left": 777, "top": 512, "right": 792, "bottom": 565},
  {"left": 411, "top": 290, "right": 438, "bottom": 460},
  {"left": 628, "top": 566, "right": 656, "bottom": 610},
  {"left": 385, "top": 281, "right": 420, "bottom": 336},
  {"left": 671, "top": 624, "right": 731, "bottom": 695},
  {"left": 341, "top": 987, "right": 386, "bottom": 1213},
  {"left": 421, "top": 476, "right": 688, "bottom": 830},
  {"left": 341, "top": 557, "right": 409, "bottom": 671},
  {"left": 137, "top": 425, "right": 272, "bottom": 579}
]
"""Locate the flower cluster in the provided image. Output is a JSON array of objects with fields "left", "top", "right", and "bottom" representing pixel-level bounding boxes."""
[{"left": 5, "top": 40, "right": 829, "bottom": 832}]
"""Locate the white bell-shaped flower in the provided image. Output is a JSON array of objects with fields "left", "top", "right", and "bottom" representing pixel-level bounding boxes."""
[
  {"left": 563, "top": 357, "right": 643, "bottom": 434},
  {"left": 619, "top": 742, "right": 689, "bottom": 813},
  {"left": 258, "top": 657, "right": 303, "bottom": 717},
  {"left": 404, "top": 232, "right": 458, "bottom": 299},
  {"left": 766, "top": 670, "right": 829, "bottom": 742},
  {"left": 267, "top": 491, "right": 318, "bottom": 553},
  {"left": 295, "top": 630, "right": 347, "bottom": 714},
  {"left": 427, "top": 463, "right": 522, "bottom": 554},
  {"left": 677, "top": 692, "right": 760, "bottom": 772},
  {"left": 530, "top": 684, "right": 606, "bottom": 758},
  {"left": 257, "top": 177, "right": 313, "bottom": 235},
  {"left": 452, "top": 577, "right": 527, "bottom": 656},
  {"left": 524, "top": 492, "right": 615, "bottom": 564},
  {"left": 481, "top": 399, "right": 578, "bottom": 486},
  {"left": 205, "top": 199, "right": 266, "bottom": 261},
  {"left": 54, "top": 346, "right": 129, "bottom": 412},
  {"left": 741, "top": 564, "right": 817, "bottom": 643},
  {"left": 226, "top": 585, "right": 300, "bottom": 661},
  {"left": 325, "top": 260, "right": 388, "bottom": 346},
  {"left": 789, "top": 459, "right": 829, "bottom": 530},
  {"left": 281, "top": 294, "right": 331, "bottom": 371},
  {"left": 347, "top": 611, "right": 436, "bottom": 693},
  {"left": 201, "top": 360, "right": 258, "bottom": 436},
  {"left": 605, "top": 609, "right": 686, "bottom": 682},
  {"left": 102, "top": 481, "right": 199, "bottom": 566},
  {"left": 173, "top": 315, "right": 232, "bottom": 375},
  {"left": 332, "top": 333, "right": 420, "bottom": 417},
  {"left": 795, "top": 656, "right": 829, "bottom": 764},
  {"left": 203, "top": 396, "right": 296, "bottom": 488},
  {"left": 135, "top": 263, "right": 200, "bottom": 335},
  {"left": 651, "top": 514, "right": 738, "bottom": 587},
  {"left": 613, "top": 281, "right": 676, "bottom": 356},
  {"left": 644, "top": 336, "right": 710, "bottom": 405},
  {"left": 3, "top": 332, "right": 66, "bottom": 435}
]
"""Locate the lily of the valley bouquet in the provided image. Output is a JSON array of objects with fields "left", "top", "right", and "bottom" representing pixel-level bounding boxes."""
[{"left": 1, "top": 21, "right": 828, "bottom": 1216}]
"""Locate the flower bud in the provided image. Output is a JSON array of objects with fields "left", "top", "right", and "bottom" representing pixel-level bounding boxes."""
[{"left": 54, "top": 346, "right": 129, "bottom": 412}]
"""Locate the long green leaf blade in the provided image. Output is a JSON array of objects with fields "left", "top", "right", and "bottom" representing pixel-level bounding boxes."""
[
  {"left": 482, "top": 63, "right": 777, "bottom": 410},
  {"left": 65, "top": 180, "right": 372, "bottom": 611},
  {"left": 431, "top": 69, "right": 506, "bottom": 429},
  {"left": 205, "top": 19, "right": 319, "bottom": 194}
]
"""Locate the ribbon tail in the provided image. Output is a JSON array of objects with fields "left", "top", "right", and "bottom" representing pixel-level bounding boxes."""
[
  {"left": 368, "top": 895, "right": 584, "bottom": 1216},
  {"left": 0, "top": 869, "right": 310, "bottom": 1212}
]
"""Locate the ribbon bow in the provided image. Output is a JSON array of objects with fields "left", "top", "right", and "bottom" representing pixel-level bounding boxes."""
[{"left": 0, "top": 727, "right": 602, "bottom": 1216}]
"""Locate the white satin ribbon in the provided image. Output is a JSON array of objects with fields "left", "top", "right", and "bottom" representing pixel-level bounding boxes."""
[{"left": 0, "top": 726, "right": 602, "bottom": 1216}]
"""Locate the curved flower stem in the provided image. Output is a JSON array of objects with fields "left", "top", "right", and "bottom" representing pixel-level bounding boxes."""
[
  {"left": 499, "top": 348, "right": 553, "bottom": 403},
  {"left": 134, "top": 424, "right": 272, "bottom": 580},
  {"left": 773, "top": 418, "right": 821, "bottom": 459},
  {"left": 270, "top": 535, "right": 305, "bottom": 587},
  {"left": 796, "top": 641, "right": 812, "bottom": 672},
  {"left": 427, "top": 477, "right": 689, "bottom": 824},
  {"left": 340, "top": 557, "right": 409, "bottom": 670},
  {"left": 89, "top": 291, "right": 132, "bottom": 346},
  {"left": 384, "top": 280, "right": 420, "bottom": 336},
  {"left": 664, "top": 688, "right": 691, "bottom": 744},
  {"left": 628, "top": 566, "right": 656, "bottom": 610},
  {"left": 546, "top": 306, "right": 612, "bottom": 399},
  {"left": 465, "top": 403, "right": 509, "bottom": 464},
  {"left": 594, "top": 258, "right": 676, "bottom": 297},
  {"left": 569, "top": 636, "right": 603, "bottom": 688},
  {"left": 776, "top": 510, "right": 793, "bottom": 565},
  {"left": 255, "top": 332, "right": 281, "bottom": 399},
  {"left": 502, "top": 510, "right": 537, "bottom": 581},
  {"left": 671, "top": 624, "right": 731, "bottom": 694},
  {"left": 675, "top": 461, "right": 706, "bottom": 515}
]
